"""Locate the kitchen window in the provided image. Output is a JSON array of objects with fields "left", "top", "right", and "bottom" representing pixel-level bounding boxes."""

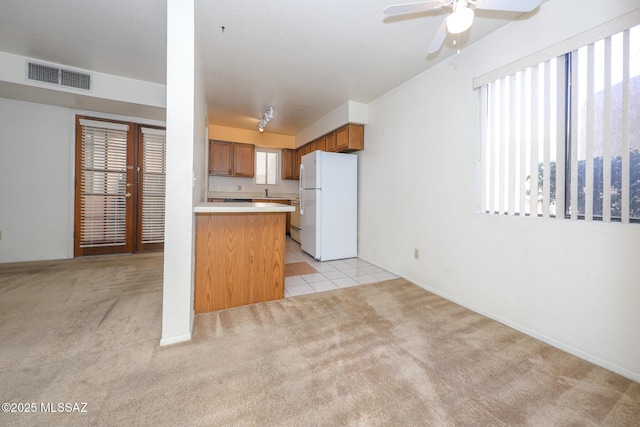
[
  {"left": 479, "top": 23, "right": 640, "bottom": 223},
  {"left": 255, "top": 148, "right": 278, "bottom": 185}
]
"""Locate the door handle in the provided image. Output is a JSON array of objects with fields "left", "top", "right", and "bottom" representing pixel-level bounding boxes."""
[{"left": 125, "top": 192, "right": 132, "bottom": 198}]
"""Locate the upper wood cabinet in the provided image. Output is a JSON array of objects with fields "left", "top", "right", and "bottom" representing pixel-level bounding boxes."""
[
  {"left": 293, "top": 148, "right": 301, "bottom": 180},
  {"left": 252, "top": 199, "right": 291, "bottom": 234},
  {"left": 233, "top": 143, "right": 255, "bottom": 177},
  {"left": 209, "top": 141, "right": 233, "bottom": 175},
  {"left": 335, "top": 124, "right": 364, "bottom": 153},
  {"left": 282, "top": 149, "right": 295, "bottom": 180},
  {"left": 209, "top": 140, "right": 254, "bottom": 177},
  {"left": 275, "top": 124, "right": 364, "bottom": 181},
  {"left": 325, "top": 131, "right": 336, "bottom": 152},
  {"left": 308, "top": 140, "right": 317, "bottom": 153},
  {"left": 296, "top": 124, "right": 362, "bottom": 159}
]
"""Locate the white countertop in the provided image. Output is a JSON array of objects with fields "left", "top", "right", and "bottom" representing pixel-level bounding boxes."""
[{"left": 194, "top": 202, "right": 295, "bottom": 213}]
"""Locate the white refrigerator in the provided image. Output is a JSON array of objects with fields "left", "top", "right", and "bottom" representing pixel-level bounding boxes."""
[{"left": 299, "top": 151, "right": 357, "bottom": 261}]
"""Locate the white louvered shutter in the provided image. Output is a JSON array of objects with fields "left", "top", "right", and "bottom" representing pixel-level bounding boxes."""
[{"left": 256, "top": 149, "right": 278, "bottom": 185}]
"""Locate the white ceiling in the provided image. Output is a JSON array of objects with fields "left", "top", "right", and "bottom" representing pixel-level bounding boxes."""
[{"left": 0, "top": 0, "right": 539, "bottom": 135}]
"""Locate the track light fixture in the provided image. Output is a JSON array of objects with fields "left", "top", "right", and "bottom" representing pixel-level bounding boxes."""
[{"left": 258, "top": 106, "right": 274, "bottom": 132}]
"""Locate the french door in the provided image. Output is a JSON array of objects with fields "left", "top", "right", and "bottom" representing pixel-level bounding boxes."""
[{"left": 74, "top": 116, "right": 166, "bottom": 256}]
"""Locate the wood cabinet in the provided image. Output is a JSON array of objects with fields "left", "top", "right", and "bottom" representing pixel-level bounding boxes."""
[
  {"left": 194, "top": 211, "right": 286, "bottom": 313},
  {"left": 209, "top": 141, "right": 233, "bottom": 175},
  {"left": 293, "top": 148, "right": 301, "bottom": 180},
  {"left": 335, "top": 124, "right": 364, "bottom": 153},
  {"left": 282, "top": 149, "right": 295, "bottom": 180},
  {"left": 233, "top": 143, "right": 255, "bottom": 177},
  {"left": 253, "top": 199, "right": 291, "bottom": 234},
  {"left": 325, "top": 131, "right": 336, "bottom": 152},
  {"left": 209, "top": 140, "right": 255, "bottom": 177},
  {"left": 295, "top": 123, "right": 362, "bottom": 162},
  {"left": 283, "top": 124, "right": 363, "bottom": 182}
]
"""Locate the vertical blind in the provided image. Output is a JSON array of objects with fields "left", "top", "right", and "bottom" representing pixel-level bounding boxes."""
[
  {"left": 481, "top": 57, "right": 565, "bottom": 218},
  {"left": 141, "top": 127, "right": 166, "bottom": 244},
  {"left": 256, "top": 150, "right": 278, "bottom": 185},
  {"left": 480, "top": 24, "right": 639, "bottom": 224},
  {"left": 568, "top": 26, "right": 640, "bottom": 223},
  {"left": 78, "top": 119, "right": 129, "bottom": 247}
]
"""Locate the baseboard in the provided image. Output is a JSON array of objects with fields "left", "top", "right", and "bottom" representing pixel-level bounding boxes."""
[
  {"left": 159, "top": 307, "right": 195, "bottom": 347},
  {"left": 357, "top": 256, "right": 640, "bottom": 384},
  {"left": 160, "top": 332, "right": 192, "bottom": 347}
]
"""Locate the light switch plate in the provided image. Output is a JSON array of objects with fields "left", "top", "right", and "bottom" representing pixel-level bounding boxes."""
[{"left": 414, "top": 248, "right": 419, "bottom": 259}]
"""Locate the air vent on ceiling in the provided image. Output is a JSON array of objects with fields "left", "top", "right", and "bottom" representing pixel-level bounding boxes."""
[{"left": 27, "top": 62, "right": 92, "bottom": 91}]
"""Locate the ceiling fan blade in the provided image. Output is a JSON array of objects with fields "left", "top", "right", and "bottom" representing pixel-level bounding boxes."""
[
  {"left": 427, "top": 18, "right": 448, "bottom": 54},
  {"left": 383, "top": 1, "right": 445, "bottom": 16},
  {"left": 474, "top": 0, "right": 542, "bottom": 13}
]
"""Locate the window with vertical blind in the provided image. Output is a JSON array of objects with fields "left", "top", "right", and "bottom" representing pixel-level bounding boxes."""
[
  {"left": 255, "top": 149, "right": 278, "bottom": 185},
  {"left": 480, "top": 23, "right": 640, "bottom": 223}
]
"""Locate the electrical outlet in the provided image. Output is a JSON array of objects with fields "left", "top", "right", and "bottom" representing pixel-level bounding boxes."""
[
  {"left": 237, "top": 185, "right": 242, "bottom": 191},
  {"left": 414, "top": 248, "right": 419, "bottom": 259}
]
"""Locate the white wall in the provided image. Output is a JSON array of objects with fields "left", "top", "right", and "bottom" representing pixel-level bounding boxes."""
[
  {"left": 0, "top": 98, "right": 165, "bottom": 263},
  {"left": 358, "top": 0, "right": 640, "bottom": 382},
  {"left": 0, "top": 99, "right": 72, "bottom": 262}
]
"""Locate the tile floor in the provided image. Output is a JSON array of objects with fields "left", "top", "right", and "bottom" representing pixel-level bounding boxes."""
[{"left": 284, "top": 237, "right": 399, "bottom": 297}]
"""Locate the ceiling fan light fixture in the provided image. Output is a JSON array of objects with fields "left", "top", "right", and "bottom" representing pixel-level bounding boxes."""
[{"left": 446, "top": 6, "right": 474, "bottom": 34}]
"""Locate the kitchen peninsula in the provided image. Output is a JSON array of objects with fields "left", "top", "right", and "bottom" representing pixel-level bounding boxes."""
[{"left": 193, "top": 202, "right": 295, "bottom": 313}]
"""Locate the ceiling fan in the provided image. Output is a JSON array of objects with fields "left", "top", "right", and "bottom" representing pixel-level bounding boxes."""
[{"left": 384, "top": 0, "right": 543, "bottom": 54}]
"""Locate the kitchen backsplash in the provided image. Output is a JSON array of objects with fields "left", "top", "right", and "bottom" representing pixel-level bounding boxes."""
[{"left": 209, "top": 175, "right": 299, "bottom": 194}]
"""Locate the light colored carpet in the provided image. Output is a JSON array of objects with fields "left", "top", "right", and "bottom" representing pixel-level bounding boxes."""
[{"left": 0, "top": 253, "right": 638, "bottom": 426}]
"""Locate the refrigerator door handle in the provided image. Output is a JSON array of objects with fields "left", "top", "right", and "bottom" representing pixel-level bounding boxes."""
[{"left": 299, "top": 163, "right": 305, "bottom": 215}]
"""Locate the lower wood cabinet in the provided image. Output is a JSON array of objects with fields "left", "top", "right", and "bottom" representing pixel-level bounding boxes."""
[
  {"left": 253, "top": 199, "right": 291, "bottom": 234},
  {"left": 194, "top": 212, "right": 286, "bottom": 313}
]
